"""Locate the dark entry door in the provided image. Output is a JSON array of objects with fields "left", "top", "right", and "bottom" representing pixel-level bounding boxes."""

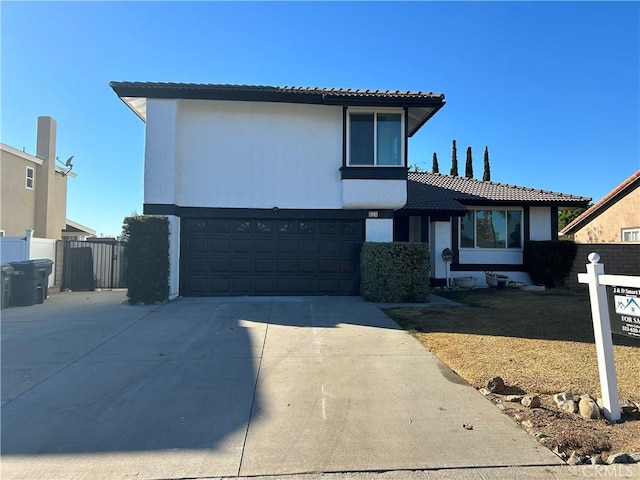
[{"left": 181, "top": 218, "right": 364, "bottom": 296}]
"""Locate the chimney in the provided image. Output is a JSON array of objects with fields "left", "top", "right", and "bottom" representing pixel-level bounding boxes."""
[{"left": 34, "top": 116, "right": 58, "bottom": 238}]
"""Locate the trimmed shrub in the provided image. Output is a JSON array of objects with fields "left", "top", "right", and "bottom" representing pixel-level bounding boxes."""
[
  {"left": 122, "top": 215, "right": 169, "bottom": 304},
  {"left": 360, "top": 242, "right": 430, "bottom": 302},
  {"left": 524, "top": 240, "right": 578, "bottom": 288}
]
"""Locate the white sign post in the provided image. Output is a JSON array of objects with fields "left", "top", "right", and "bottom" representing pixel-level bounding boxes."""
[{"left": 578, "top": 252, "right": 640, "bottom": 421}]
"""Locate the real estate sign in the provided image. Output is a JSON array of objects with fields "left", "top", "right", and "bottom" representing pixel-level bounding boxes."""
[{"left": 607, "top": 286, "right": 640, "bottom": 339}]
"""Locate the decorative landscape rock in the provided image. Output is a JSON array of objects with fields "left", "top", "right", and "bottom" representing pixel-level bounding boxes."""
[
  {"left": 478, "top": 388, "right": 491, "bottom": 396},
  {"left": 620, "top": 399, "right": 639, "bottom": 415},
  {"left": 521, "top": 394, "right": 541, "bottom": 408},
  {"left": 567, "top": 452, "right": 586, "bottom": 465},
  {"left": 606, "top": 453, "right": 636, "bottom": 464},
  {"left": 553, "top": 392, "right": 577, "bottom": 414},
  {"left": 505, "top": 395, "right": 523, "bottom": 402},
  {"left": 579, "top": 395, "right": 601, "bottom": 419},
  {"left": 521, "top": 419, "right": 534, "bottom": 430},
  {"left": 487, "top": 376, "right": 506, "bottom": 394},
  {"left": 590, "top": 455, "right": 604, "bottom": 465}
]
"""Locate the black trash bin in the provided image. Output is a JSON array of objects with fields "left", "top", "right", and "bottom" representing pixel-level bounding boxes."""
[
  {"left": 1, "top": 264, "right": 14, "bottom": 309},
  {"left": 9, "top": 259, "right": 54, "bottom": 307}
]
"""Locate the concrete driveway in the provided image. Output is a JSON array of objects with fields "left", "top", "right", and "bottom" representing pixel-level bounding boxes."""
[{"left": 1, "top": 291, "right": 564, "bottom": 479}]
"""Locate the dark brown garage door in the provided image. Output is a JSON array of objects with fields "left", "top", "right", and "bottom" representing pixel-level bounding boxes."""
[{"left": 181, "top": 218, "right": 364, "bottom": 296}]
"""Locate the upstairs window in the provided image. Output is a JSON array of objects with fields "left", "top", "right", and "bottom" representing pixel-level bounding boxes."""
[
  {"left": 348, "top": 110, "right": 403, "bottom": 166},
  {"left": 460, "top": 209, "right": 522, "bottom": 249},
  {"left": 622, "top": 228, "right": 640, "bottom": 242},
  {"left": 26, "top": 167, "right": 34, "bottom": 190}
]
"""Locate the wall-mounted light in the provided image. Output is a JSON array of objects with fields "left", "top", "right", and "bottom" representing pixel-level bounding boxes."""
[
  {"left": 273, "top": 206, "right": 279, "bottom": 215},
  {"left": 56, "top": 155, "right": 74, "bottom": 176}
]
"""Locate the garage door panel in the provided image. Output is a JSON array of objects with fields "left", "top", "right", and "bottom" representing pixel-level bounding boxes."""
[
  {"left": 188, "top": 258, "right": 208, "bottom": 273},
  {"left": 318, "top": 260, "right": 339, "bottom": 274},
  {"left": 340, "top": 260, "right": 356, "bottom": 273},
  {"left": 231, "top": 278, "right": 252, "bottom": 294},
  {"left": 210, "top": 259, "right": 229, "bottom": 273},
  {"left": 254, "top": 239, "right": 275, "bottom": 254},
  {"left": 209, "top": 279, "right": 230, "bottom": 294},
  {"left": 298, "top": 259, "right": 316, "bottom": 273},
  {"left": 319, "top": 241, "right": 340, "bottom": 255},
  {"left": 187, "top": 278, "right": 208, "bottom": 295},
  {"left": 182, "top": 217, "right": 363, "bottom": 296},
  {"left": 232, "top": 259, "right": 251, "bottom": 273},
  {"left": 276, "top": 259, "right": 296, "bottom": 273},
  {"left": 277, "top": 239, "right": 297, "bottom": 253},
  {"left": 188, "top": 238, "right": 208, "bottom": 254},
  {"left": 255, "top": 259, "right": 274, "bottom": 273},
  {"left": 298, "top": 240, "right": 318, "bottom": 255},
  {"left": 210, "top": 239, "right": 230, "bottom": 253},
  {"left": 232, "top": 239, "right": 252, "bottom": 254},
  {"left": 254, "top": 278, "right": 274, "bottom": 293}
]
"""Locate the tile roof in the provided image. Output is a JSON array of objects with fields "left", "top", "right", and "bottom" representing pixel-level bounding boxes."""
[
  {"left": 109, "top": 82, "right": 446, "bottom": 136},
  {"left": 109, "top": 82, "right": 445, "bottom": 102},
  {"left": 405, "top": 172, "right": 591, "bottom": 212},
  {"left": 561, "top": 170, "right": 640, "bottom": 234}
]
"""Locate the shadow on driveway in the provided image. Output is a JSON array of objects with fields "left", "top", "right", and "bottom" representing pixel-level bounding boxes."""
[{"left": 1, "top": 292, "right": 400, "bottom": 456}]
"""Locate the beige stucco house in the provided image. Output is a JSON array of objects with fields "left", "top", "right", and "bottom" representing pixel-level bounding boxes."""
[
  {"left": 561, "top": 170, "right": 640, "bottom": 243},
  {"left": 1, "top": 116, "right": 78, "bottom": 240}
]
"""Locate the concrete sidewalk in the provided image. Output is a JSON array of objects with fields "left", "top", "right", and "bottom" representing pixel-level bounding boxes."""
[{"left": 2, "top": 291, "right": 614, "bottom": 479}]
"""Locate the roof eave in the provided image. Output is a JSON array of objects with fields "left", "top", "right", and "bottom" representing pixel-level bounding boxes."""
[{"left": 109, "top": 82, "right": 446, "bottom": 130}]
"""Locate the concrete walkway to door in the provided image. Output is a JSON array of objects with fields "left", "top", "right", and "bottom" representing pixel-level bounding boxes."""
[{"left": 1, "top": 291, "right": 574, "bottom": 479}]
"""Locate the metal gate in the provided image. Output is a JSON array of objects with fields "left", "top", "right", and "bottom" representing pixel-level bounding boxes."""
[{"left": 61, "top": 240, "right": 126, "bottom": 290}]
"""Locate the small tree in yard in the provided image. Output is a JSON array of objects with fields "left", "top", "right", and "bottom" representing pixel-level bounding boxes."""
[
  {"left": 465, "top": 146, "right": 473, "bottom": 178},
  {"left": 450, "top": 140, "right": 459, "bottom": 177},
  {"left": 432, "top": 152, "right": 439, "bottom": 173},
  {"left": 559, "top": 207, "right": 589, "bottom": 231},
  {"left": 483, "top": 146, "right": 491, "bottom": 181}
]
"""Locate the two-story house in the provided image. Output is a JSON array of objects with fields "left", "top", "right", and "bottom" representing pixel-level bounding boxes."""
[
  {"left": 561, "top": 170, "right": 639, "bottom": 243},
  {"left": 110, "top": 82, "right": 446, "bottom": 297},
  {"left": 111, "top": 82, "right": 590, "bottom": 296},
  {"left": 1, "top": 117, "right": 73, "bottom": 240}
]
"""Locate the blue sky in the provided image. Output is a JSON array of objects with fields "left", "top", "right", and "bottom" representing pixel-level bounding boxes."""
[{"left": 2, "top": 1, "right": 638, "bottom": 237}]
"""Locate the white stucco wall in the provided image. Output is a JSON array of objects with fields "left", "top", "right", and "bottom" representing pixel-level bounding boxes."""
[
  {"left": 529, "top": 207, "right": 552, "bottom": 240},
  {"left": 342, "top": 179, "right": 407, "bottom": 210},
  {"left": 144, "top": 99, "right": 180, "bottom": 205},
  {"left": 365, "top": 218, "right": 394, "bottom": 242},
  {"left": 176, "top": 99, "right": 344, "bottom": 209},
  {"left": 167, "top": 215, "right": 180, "bottom": 300},
  {"left": 458, "top": 249, "right": 523, "bottom": 265}
]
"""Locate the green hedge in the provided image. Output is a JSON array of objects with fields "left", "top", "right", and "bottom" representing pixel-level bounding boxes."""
[
  {"left": 360, "top": 242, "right": 430, "bottom": 302},
  {"left": 122, "top": 215, "right": 169, "bottom": 304},
  {"left": 524, "top": 240, "right": 578, "bottom": 288}
]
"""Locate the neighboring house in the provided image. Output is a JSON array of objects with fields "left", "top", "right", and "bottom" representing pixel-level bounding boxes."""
[
  {"left": 62, "top": 219, "right": 96, "bottom": 241},
  {"left": 110, "top": 81, "right": 590, "bottom": 296},
  {"left": 396, "top": 172, "right": 591, "bottom": 286},
  {"left": 0, "top": 116, "right": 84, "bottom": 240},
  {"left": 561, "top": 170, "right": 640, "bottom": 243}
]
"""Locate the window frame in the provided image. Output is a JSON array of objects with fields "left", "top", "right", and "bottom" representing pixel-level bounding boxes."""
[
  {"left": 346, "top": 107, "right": 405, "bottom": 167},
  {"left": 459, "top": 208, "right": 524, "bottom": 250},
  {"left": 621, "top": 227, "right": 640, "bottom": 242},
  {"left": 26, "top": 166, "right": 34, "bottom": 190}
]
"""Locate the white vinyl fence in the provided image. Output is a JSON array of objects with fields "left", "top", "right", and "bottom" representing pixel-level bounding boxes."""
[{"left": 0, "top": 230, "right": 56, "bottom": 287}]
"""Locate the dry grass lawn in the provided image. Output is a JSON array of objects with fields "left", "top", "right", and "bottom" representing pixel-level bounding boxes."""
[{"left": 385, "top": 288, "right": 640, "bottom": 458}]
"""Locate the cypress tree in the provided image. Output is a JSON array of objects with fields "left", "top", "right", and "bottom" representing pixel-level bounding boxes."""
[
  {"left": 450, "top": 140, "right": 458, "bottom": 177},
  {"left": 483, "top": 146, "right": 491, "bottom": 181},
  {"left": 432, "top": 152, "right": 439, "bottom": 173},
  {"left": 465, "top": 146, "right": 473, "bottom": 178}
]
